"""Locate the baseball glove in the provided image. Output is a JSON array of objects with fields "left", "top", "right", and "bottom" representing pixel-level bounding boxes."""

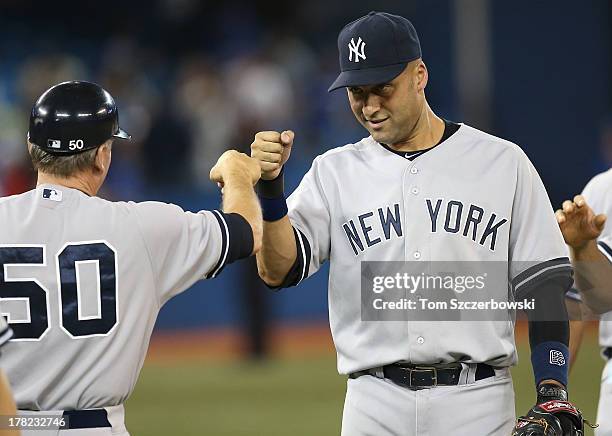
[{"left": 512, "top": 384, "right": 597, "bottom": 436}]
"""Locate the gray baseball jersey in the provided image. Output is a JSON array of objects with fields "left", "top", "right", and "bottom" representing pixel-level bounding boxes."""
[
  {"left": 285, "top": 123, "right": 570, "bottom": 374},
  {"left": 0, "top": 184, "right": 246, "bottom": 410},
  {"left": 580, "top": 168, "right": 612, "bottom": 348}
]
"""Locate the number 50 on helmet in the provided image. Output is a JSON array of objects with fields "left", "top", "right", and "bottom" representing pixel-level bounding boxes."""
[{"left": 27, "top": 80, "right": 131, "bottom": 155}]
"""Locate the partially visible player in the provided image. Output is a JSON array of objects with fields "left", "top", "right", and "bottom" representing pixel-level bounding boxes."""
[
  {"left": 0, "top": 81, "right": 262, "bottom": 435},
  {"left": 0, "top": 316, "right": 19, "bottom": 436},
  {"left": 556, "top": 169, "right": 612, "bottom": 435}
]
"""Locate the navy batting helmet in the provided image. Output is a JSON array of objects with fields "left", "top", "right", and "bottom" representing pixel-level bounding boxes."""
[{"left": 27, "top": 81, "right": 131, "bottom": 155}]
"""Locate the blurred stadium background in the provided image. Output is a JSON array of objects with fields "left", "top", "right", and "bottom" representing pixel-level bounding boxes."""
[{"left": 0, "top": 0, "right": 610, "bottom": 434}]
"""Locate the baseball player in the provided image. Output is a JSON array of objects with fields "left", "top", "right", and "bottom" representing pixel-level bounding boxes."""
[
  {"left": 251, "top": 12, "right": 590, "bottom": 435},
  {"left": 0, "top": 81, "right": 262, "bottom": 435},
  {"left": 556, "top": 169, "right": 612, "bottom": 435}
]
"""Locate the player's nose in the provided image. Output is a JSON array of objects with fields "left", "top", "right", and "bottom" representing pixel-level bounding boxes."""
[
  {"left": 362, "top": 95, "right": 382, "bottom": 118},
  {"left": 362, "top": 106, "right": 380, "bottom": 119}
]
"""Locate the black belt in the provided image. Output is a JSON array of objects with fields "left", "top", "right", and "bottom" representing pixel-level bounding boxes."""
[
  {"left": 62, "top": 409, "right": 111, "bottom": 429},
  {"left": 19, "top": 409, "right": 110, "bottom": 429},
  {"left": 349, "top": 363, "right": 495, "bottom": 390},
  {"left": 604, "top": 347, "right": 612, "bottom": 360}
]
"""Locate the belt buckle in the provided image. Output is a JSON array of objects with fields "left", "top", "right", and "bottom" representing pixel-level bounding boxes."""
[{"left": 409, "top": 367, "right": 438, "bottom": 389}]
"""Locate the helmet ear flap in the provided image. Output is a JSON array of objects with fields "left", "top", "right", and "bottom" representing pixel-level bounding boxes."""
[{"left": 27, "top": 81, "right": 131, "bottom": 155}]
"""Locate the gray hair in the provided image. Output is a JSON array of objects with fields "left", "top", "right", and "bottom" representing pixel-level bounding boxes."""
[{"left": 29, "top": 142, "right": 106, "bottom": 178}]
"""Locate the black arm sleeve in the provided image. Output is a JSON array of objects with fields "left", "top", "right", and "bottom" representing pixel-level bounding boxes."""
[
  {"left": 523, "top": 271, "right": 572, "bottom": 349},
  {"left": 222, "top": 212, "right": 254, "bottom": 263},
  {"left": 207, "top": 211, "right": 254, "bottom": 278}
]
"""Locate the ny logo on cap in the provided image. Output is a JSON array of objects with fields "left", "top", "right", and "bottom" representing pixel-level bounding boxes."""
[{"left": 348, "top": 37, "right": 366, "bottom": 62}]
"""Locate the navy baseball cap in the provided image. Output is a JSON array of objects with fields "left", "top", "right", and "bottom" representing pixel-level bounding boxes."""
[{"left": 328, "top": 11, "right": 422, "bottom": 92}]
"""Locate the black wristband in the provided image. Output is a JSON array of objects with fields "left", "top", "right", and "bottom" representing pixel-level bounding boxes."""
[
  {"left": 537, "top": 383, "right": 568, "bottom": 403},
  {"left": 257, "top": 167, "right": 285, "bottom": 199}
]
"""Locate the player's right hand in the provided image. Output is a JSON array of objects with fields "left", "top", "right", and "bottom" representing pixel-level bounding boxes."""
[
  {"left": 250, "top": 130, "right": 294, "bottom": 180},
  {"left": 210, "top": 150, "right": 261, "bottom": 187},
  {"left": 556, "top": 195, "right": 607, "bottom": 249}
]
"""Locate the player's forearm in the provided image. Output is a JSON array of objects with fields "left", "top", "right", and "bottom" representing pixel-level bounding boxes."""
[
  {"left": 571, "top": 241, "right": 612, "bottom": 314},
  {"left": 221, "top": 176, "right": 263, "bottom": 254},
  {"left": 256, "top": 216, "right": 297, "bottom": 286},
  {"left": 565, "top": 298, "right": 585, "bottom": 370},
  {"left": 568, "top": 319, "right": 584, "bottom": 370}
]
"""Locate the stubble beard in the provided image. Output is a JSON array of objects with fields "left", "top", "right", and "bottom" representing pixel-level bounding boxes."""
[{"left": 368, "top": 124, "right": 396, "bottom": 145}]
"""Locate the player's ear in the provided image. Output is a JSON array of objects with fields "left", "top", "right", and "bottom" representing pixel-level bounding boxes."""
[
  {"left": 93, "top": 149, "right": 103, "bottom": 174},
  {"left": 103, "top": 140, "right": 113, "bottom": 163},
  {"left": 415, "top": 60, "right": 428, "bottom": 91},
  {"left": 93, "top": 141, "right": 112, "bottom": 174}
]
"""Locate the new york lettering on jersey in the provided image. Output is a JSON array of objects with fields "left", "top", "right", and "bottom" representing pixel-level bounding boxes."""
[
  {"left": 342, "top": 198, "right": 508, "bottom": 256},
  {"left": 342, "top": 203, "right": 402, "bottom": 255}
]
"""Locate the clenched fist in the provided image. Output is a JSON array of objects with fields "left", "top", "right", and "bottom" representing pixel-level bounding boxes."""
[
  {"left": 250, "top": 130, "right": 294, "bottom": 180},
  {"left": 210, "top": 150, "right": 261, "bottom": 187},
  {"left": 556, "top": 195, "right": 607, "bottom": 250}
]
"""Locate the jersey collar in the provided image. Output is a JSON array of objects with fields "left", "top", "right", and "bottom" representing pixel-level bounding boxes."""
[{"left": 377, "top": 120, "right": 461, "bottom": 161}]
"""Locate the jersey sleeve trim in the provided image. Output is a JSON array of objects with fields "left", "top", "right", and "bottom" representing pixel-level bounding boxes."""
[
  {"left": 294, "top": 227, "right": 311, "bottom": 285},
  {"left": 206, "top": 211, "right": 254, "bottom": 279},
  {"left": 0, "top": 325, "right": 13, "bottom": 348},
  {"left": 598, "top": 241, "right": 612, "bottom": 263},
  {"left": 512, "top": 257, "right": 573, "bottom": 298},
  {"left": 206, "top": 210, "right": 230, "bottom": 279},
  {"left": 264, "top": 226, "right": 312, "bottom": 290}
]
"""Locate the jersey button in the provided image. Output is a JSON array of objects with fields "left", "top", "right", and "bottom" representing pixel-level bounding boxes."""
[
  {"left": 417, "top": 336, "right": 425, "bottom": 344},
  {"left": 410, "top": 167, "right": 418, "bottom": 174},
  {"left": 413, "top": 251, "right": 421, "bottom": 259},
  {"left": 411, "top": 187, "right": 419, "bottom": 195}
]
